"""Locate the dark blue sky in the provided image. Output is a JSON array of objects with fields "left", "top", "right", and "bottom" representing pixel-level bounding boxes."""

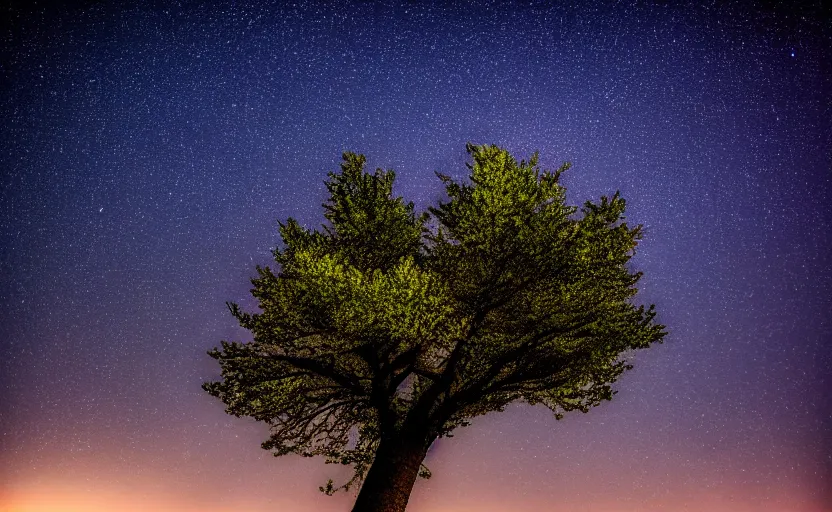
[{"left": 1, "top": 2, "right": 830, "bottom": 511}]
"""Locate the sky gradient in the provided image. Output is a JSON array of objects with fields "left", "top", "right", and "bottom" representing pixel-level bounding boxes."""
[{"left": 1, "top": 1, "right": 830, "bottom": 511}]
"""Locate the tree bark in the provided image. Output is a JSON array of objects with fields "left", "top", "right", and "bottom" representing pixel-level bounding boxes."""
[{"left": 350, "top": 432, "right": 433, "bottom": 512}]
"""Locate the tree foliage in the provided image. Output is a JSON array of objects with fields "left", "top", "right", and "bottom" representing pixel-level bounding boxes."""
[{"left": 203, "top": 144, "right": 665, "bottom": 499}]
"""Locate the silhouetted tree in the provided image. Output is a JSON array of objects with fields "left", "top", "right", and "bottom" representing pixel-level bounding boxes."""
[{"left": 203, "top": 144, "right": 666, "bottom": 512}]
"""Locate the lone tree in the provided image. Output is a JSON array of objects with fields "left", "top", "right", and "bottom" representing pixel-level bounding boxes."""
[{"left": 203, "top": 144, "right": 665, "bottom": 512}]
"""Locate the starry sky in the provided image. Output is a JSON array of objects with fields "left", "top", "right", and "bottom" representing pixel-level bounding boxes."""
[{"left": 1, "top": 1, "right": 830, "bottom": 511}]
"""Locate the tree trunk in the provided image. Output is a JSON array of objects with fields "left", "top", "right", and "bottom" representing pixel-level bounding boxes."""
[{"left": 350, "top": 432, "right": 432, "bottom": 512}]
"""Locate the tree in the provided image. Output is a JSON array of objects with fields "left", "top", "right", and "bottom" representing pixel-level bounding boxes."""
[{"left": 203, "top": 144, "right": 666, "bottom": 512}]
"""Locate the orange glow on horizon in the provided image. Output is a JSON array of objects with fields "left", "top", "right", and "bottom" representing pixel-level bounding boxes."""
[
  {"left": 2, "top": 483, "right": 828, "bottom": 512},
  {"left": 0, "top": 483, "right": 277, "bottom": 512}
]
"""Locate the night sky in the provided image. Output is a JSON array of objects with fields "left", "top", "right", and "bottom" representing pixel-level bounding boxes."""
[{"left": 1, "top": 1, "right": 830, "bottom": 511}]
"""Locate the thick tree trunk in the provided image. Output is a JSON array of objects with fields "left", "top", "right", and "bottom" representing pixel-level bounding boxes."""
[{"left": 350, "top": 433, "right": 432, "bottom": 512}]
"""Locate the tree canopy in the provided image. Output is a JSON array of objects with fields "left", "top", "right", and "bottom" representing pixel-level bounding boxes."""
[{"left": 203, "top": 144, "right": 666, "bottom": 512}]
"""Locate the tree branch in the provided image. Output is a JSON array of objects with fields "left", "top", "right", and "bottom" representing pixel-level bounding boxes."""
[
  {"left": 430, "top": 314, "right": 599, "bottom": 428},
  {"left": 264, "top": 352, "right": 368, "bottom": 396}
]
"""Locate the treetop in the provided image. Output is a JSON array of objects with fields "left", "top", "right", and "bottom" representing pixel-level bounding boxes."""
[{"left": 203, "top": 144, "right": 665, "bottom": 496}]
